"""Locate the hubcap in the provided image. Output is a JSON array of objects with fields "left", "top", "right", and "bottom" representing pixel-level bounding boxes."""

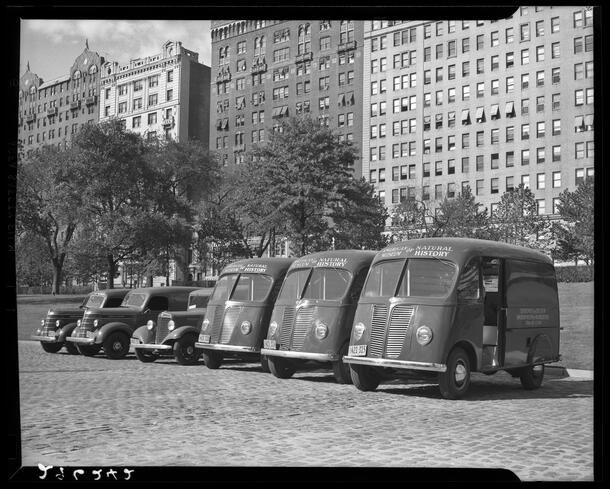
[
  {"left": 113, "top": 341, "right": 123, "bottom": 351},
  {"left": 186, "top": 345, "right": 194, "bottom": 355},
  {"left": 455, "top": 362, "right": 467, "bottom": 384},
  {"left": 533, "top": 365, "right": 543, "bottom": 376}
]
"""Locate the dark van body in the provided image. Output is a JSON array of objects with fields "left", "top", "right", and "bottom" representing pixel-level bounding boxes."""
[
  {"left": 261, "top": 250, "right": 376, "bottom": 383},
  {"left": 131, "top": 288, "right": 213, "bottom": 364},
  {"left": 343, "top": 238, "right": 560, "bottom": 399},
  {"left": 30, "top": 289, "right": 130, "bottom": 354},
  {"left": 66, "top": 286, "right": 199, "bottom": 359},
  {"left": 195, "top": 258, "right": 294, "bottom": 371}
]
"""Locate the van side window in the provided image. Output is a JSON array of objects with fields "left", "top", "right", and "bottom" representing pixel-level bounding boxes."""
[
  {"left": 147, "top": 296, "right": 169, "bottom": 311},
  {"left": 457, "top": 258, "right": 481, "bottom": 301},
  {"left": 482, "top": 258, "right": 500, "bottom": 326},
  {"left": 506, "top": 259, "right": 558, "bottom": 308}
]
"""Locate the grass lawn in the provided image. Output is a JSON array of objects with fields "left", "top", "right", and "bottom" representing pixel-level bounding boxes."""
[{"left": 14, "top": 282, "right": 594, "bottom": 370}]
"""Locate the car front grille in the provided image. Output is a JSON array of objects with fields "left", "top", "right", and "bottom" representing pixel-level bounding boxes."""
[
  {"left": 155, "top": 315, "right": 171, "bottom": 343},
  {"left": 73, "top": 315, "right": 96, "bottom": 338},
  {"left": 279, "top": 307, "right": 296, "bottom": 350},
  {"left": 42, "top": 318, "right": 57, "bottom": 336}
]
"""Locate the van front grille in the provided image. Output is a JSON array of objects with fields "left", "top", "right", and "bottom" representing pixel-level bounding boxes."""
[
  {"left": 368, "top": 305, "right": 388, "bottom": 358},
  {"left": 279, "top": 307, "right": 296, "bottom": 350},
  {"left": 386, "top": 305, "right": 416, "bottom": 358},
  {"left": 219, "top": 307, "right": 241, "bottom": 344},
  {"left": 209, "top": 306, "right": 224, "bottom": 343},
  {"left": 292, "top": 307, "right": 314, "bottom": 351}
]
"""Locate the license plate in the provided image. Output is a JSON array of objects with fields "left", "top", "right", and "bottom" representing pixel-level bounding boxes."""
[
  {"left": 46, "top": 331, "right": 57, "bottom": 338},
  {"left": 263, "top": 339, "right": 277, "bottom": 350},
  {"left": 130, "top": 338, "right": 140, "bottom": 345},
  {"left": 349, "top": 344, "right": 367, "bottom": 356},
  {"left": 86, "top": 331, "right": 96, "bottom": 339},
  {"left": 199, "top": 334, "right": 211, "bottom": 344}
]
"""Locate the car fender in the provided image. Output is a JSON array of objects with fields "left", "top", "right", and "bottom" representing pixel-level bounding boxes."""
[
  {"left": 95, "top": 322, "right": 134, "bottom": 344},
  {"left": 132, "top": 325, "right": 154, "bottom": 344},
  {"left": 57, "top": 322, "right": 78, "bottom": 343},
  {"left": 526, "top": 333, "right": 555, "bottom": 364},
  {"left": 161, "top": 325, "right": 200, "bottom": 345}
]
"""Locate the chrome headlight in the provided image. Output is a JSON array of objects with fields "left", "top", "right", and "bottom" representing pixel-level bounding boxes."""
[
  {"left": 240, "top": 320, "right": 252, "bottom": 335},
  {"left": 55, "top": 319, "right": 60, "bottom": 327},
  {"left": 93, "top": 319, "right": 99, "bottom": 327},
  {"left": 146, "top": 320, "right": 154, "bottom": 330},
  {"left": 40, "top": 319, "right": 45, "bottom": 327},
  {"left": 201, "top": 318, "right": 210, "bottom": 331},
  {"left": 353, "top": 322, "right": 366, "bottom": 341},
  {"left": 77, "top": 319, "right": 81, "bottom": 327},
  {"left": 416, "top": 325, "right": 433, "bottom": 346},
  {"left": 167, "top": 320, "right": 176, "bottom": 331},
  {"left": 268, "top": 320, "right": 278, "bottom": 337},
  {"left": 314, "top": 320, "right": 328, "bottom": 340}
]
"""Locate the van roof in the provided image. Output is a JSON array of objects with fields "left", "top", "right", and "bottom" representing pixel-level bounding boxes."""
[
  {"left": 375, "top": 238, "right": 552, "bottom": 266},
  {"left": 289, "top": 249, "right": 377, "bottom": 272},
  {"left": 220, "top": 257, "right": 295, "bottom": 278}
]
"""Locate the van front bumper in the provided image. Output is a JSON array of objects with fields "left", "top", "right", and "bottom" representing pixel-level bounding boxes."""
[
  {"left": 343, "top": 355, "right": 447, "bottom": 372},
  {"left": 195, "top": 343, "right": 258, "bottom": 353},
  {"left": 261, "top": 348, "right": 339, "bottom": 362}
]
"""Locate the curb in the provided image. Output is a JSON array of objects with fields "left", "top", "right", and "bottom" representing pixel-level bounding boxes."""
[{"left": 546, "top": 365, "right": 594, "bottom": 380}]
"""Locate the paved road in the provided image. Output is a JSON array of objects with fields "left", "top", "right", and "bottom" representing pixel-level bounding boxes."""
[{"left": 15, "top": 340, "right": 593, "bottom": 481}]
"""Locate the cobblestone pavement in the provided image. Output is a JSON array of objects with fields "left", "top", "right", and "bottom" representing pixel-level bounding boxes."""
[{"left": 16, "top": 340, "right": 594, "bottom": 481}]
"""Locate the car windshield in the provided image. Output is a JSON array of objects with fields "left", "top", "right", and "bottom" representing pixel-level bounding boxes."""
[
  {"left": 210, "top": 274, "right": 239, "bottom": 302},
  {"left": 188, "top": 294, "right": 210, "bottom": 309},
  {"left": 230, "top": 274, "right": 274, "bottom": 302},
  {"left": 363, "top": 260, "right": 405, "bottom": 297},
  {"left": 396, "top": 259, "right": 458, "bottom": 298},
  {"left": 302, "top": 268, "right": 352, "bottom": 301},
  {"left": 121, "top": 292, "right": 147, "bottom": 308},
  {"left": 85, "top": 294, "right": 105, "bottom": 308},
  {"left": 277, "top": 269, "right": 311, "bottom": 301}
]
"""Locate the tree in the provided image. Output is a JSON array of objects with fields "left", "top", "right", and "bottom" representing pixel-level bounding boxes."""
[
  {"left": 492, "top": 184, "right": 553, "bottom": 251},
  {"left": 553, "top": 178, "right": 594, "bottom": 265},
  {"left": 390, "top": 196, "right": 434, "bottom": 240},
  {"left": 434, "top": 186, "right": 492, "bottom": 239},
  {"left": 240, "top": 116, "right": 375, "bottom": 256},
  {"left": 16, "top": 145, "right": 85, "bottom": 293},
  {"left": 15, "top": 231, "right": 55, "bottom": 288}
]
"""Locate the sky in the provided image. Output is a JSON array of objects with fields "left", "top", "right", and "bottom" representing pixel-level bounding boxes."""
[{"left": 19, "top": 19, "right": 212, "bottom": 82}]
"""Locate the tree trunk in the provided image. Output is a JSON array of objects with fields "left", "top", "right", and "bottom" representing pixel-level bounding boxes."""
[
  {"left": 107, "top": 254, "right": 116, "bottom": 289},
  {"left": 51, "top": 265, "right": 61, "bottom": 295}
]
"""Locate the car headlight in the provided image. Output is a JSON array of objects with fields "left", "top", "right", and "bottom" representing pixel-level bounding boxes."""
[
  {"left": 353, "top": 322, "right": 366, "bottom": 341},
  {"left": 93, "top": 319, "right": 99, "bottom": 327},
  {"left": 146, "top": 320, "right": 154, "bottom": 330},
  {"left": 201, "top": 318, "right": 210, "bottom": 331},
  {"left": 240, "top": 320, "right": 252, "bottom": 335},
  {"left": 416, "top": 325, "right": 433, "bottom": 346},
  {"left": 314, "top": 320, "right": 328, "bottom": 340},
  {"left": 55, "top": 320, "right": 61, "bottom": 327},
  {"left": 41, "top": 319, "right": 45, "bottom": 327},
  {"left": 167, "top": 320, "right": 176, "bottom": 331},
  {"left": 268, "top": 320, "right": 278, "bottom": 337},
  {"left": 77, "top": 319, "right": 81, "bottom": 327}
]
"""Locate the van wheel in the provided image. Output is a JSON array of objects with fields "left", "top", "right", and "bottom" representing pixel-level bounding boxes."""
[
  {"left": 260, "top": 354, "right": 270, "bottom": 373},
  {"left": 103, "top": 332, "right": 130, "bottom": 359},
  {"left": 135, "top": 349, "right": 157, "bottom": 363},
  {"left": 76, "top": 344, "right": 101, "bottom": 356},
  {"left": 174, "top": 335, "right": 201, "bottom": 365},
  {"left": 350, "top": 364, "right": 380, "bottom": 391},
  {"left": 519, "top": 364, "right": 545, "bottom": 390},
  {"left": 439, "top": 347, "right": 471, "bottom": 399},
  {"left": 268, "top": 356, "right": 296, "bottom": 379},
  {"left": 332, "top": 344, "right": 353, "bottom": 384},
  {"left": 40, "top": 342, "right": 63, "bottom": 353},
  {"left": 202, "top": 350, "right": 223, "bottom": 369},
  {"left": 65, "top": 342, "right": 79, "bottom": 355}
]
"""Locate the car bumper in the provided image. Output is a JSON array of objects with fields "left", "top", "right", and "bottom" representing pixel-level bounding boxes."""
[
  {"left": 261, "top": 348, "right": 339, "bottom": 362},
  {"left": 31, "top": 335, "right": 58, "bottom": 342},
  {"left": 342, "top": 355, "right": 447, "bottom": 372},
  {"left": 132, "top": 343, "right": 172, "bottom": 351},
  {"left": 194, "top": 343, "right": 258, "bottom": 353},
  {"left": 65, "top": 337, "right": 95, "bottom": 345}
]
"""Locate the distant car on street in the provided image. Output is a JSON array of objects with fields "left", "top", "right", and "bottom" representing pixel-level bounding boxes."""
[
  {"left": 30, "top": 288, "right": 130, "bottom": 354},
  {"left": 131, "top": 288, "right": 213, "bottom": 365},
  {"left": 66, "top": 286, "right": 200, "bottom": 359}
]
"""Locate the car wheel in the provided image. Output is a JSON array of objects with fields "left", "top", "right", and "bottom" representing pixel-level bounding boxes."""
[
  {"left": 260, "top": 354, "right": 271, "bottom": 373},
  {"left": 173, "top": 335, "right": 201, "bottom": 365},
  {"left": 332, "top": 343, "right": 353, "bottom": 384},
  {"left": 201, "top": 350, "right": 223, "bottom": 369},
  {"left": 76, "top": 344, "right": 101, "bottom": 356},
  {"left": 268, "top": 356, "right": 296, "bottom": 379},
  {"left": 40, "top": 341, "right": 63, "bottom": 353},
  {"left": 439, "top": 346, "right": 471, "bottom": 400},
  {"left": 135, "top": 348, "right": 157, "bottom": 363},
  {"left": 519, "top": 364, "right": 545, "bottom": 390},
  {"left": 350, "top": 364, "right": 380, "bottom": 391},
  {"left": 65, "top": 342, "right": 79, "bottom": 355},
  {"left": 102, "top": 332, "right": 130, "bottom": 360}
]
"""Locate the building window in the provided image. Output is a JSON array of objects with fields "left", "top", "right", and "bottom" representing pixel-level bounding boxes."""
[
  {"left": 537, "top": 147, "right": 546, "bottom": 164},
  {"left": 553, "top": 171, "right": 561, "bottom": 188},
  {"left": 521, "top": 149, "right": 530, "bottom": 165},
  {"left": 148, "top": 112, "right": 157, "bottom": 125},
  {"left": 537, "top": 173, "right": 545, "bottom": 190},
  {"left": 148, "top": 94, "right": 158, "bottom": 107}
]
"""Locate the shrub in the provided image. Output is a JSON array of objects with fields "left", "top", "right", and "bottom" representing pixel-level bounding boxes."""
[{"left": 554, "top": 265, "right": 593, "bottom": 283}]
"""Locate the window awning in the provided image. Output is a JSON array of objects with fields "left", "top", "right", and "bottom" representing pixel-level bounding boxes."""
[
  {"left": 584, "top": 114, "right": 594, "bottom": 126},
  {"left": 435, "top": 113, "right": 443, "bottom": 121},
  {"left": 461, "top": 109, "right": 470, "bottom": 122},
  {"left": 448, "top": 111, "right": 456, "bottom": 120},
  {"left": 574, "top": 116, "right": 584, "bottom": 128},
  {"left": 338, "top": 94, "right": 346, "bottom": 106},
  {"left": 222, "top": 119, "right": 228, "bottom": 129},
  {"left": 281, "top": 106, "right": 289, "bottom": 117},
  {"left": 491, "top": 104, "right": 500, "bottom": 117},
  {"left": 272, "top": 107, "right": 281, "bottom": 118},
  {"left": 348, "top": 93, "right": 355, "bottom": 105},
  {"left": 505, "top": 101, "right": 515, "bottom": 115},
  {"left": 475, "top": 107, "right": 484, "bottom": 119},
  {"left": 216, "top": 119, "right": 222, "bottom": 129}
]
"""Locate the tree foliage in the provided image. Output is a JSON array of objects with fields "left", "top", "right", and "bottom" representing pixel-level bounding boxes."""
[{"left": 434, "top": 186, "right": 491, "bottom": 239}]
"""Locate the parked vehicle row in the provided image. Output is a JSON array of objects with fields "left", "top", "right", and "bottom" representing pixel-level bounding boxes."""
[{"left": 31, "top": 238, "right": 562, "bottom": 399}]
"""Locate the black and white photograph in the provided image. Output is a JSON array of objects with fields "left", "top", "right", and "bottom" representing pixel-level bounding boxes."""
[{"left": 8, "top": 3, "right": 601, "bottom": 483}]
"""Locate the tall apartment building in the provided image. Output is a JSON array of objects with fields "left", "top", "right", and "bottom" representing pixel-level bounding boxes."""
[
  {"left": 210, "top": 20, "right": 364, "bottom": 177},
  {"left": 363, "top": 6, "right": 595, "bottom": 224},
  {"left": 99, "top": 40, "right": 210, "bottom": 145},
  {"left": 18, "top": 41, "right": 105, "bottom": 152}
]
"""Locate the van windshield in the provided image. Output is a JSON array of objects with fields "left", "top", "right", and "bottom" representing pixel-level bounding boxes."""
[
  {"left": 121, "top": 293, "right": 147, "bottom": 308},
  {"left": 396, "top": 259, "right": 457, "bottom": 298},
  {"left": 302, "top": 268, "right": 352, "bottom": 301},
  {"left": 210, "top": 274, "right": 239, "bottom": 302},
  {"left": 278, "top": 269, "right": 311, "bottom": 301},
  {"left": 230, "top": 274, "right": 274, "bottom": 302},
  {"left": 85, "top": 294, "right": 105, "bottom": 308},
  {"left": 363, "top": 260, "right": 405, "bottom": 297}
]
